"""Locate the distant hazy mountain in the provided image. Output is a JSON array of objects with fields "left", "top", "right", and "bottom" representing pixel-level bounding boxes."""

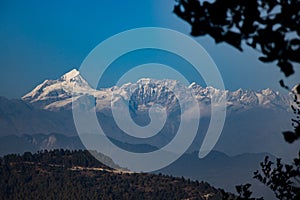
[
  {"left": 0, "top": 132, "right": 161, "bottom": 156},
  {"left": 158, "top": 151, "right": 276, "bottom": 199},
  {"left": 0, "top": 96, "right": 76, "bottom": 136},
  {"left": 0, "top": 133, "right": 83, "bottom": 156},
  {"left": 0, "top": 69, "right": 298, "bottom": 158},
  {"left": 17, "top": 69, "right": 297, "bottom": 159}
]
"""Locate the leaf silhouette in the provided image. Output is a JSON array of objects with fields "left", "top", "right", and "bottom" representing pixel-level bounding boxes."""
[{"left": 174, "top": 0, "right": 300, "bottom": 77}]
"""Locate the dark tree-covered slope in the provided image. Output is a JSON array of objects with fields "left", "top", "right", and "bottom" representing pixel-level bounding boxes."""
[{"left": 0, "top": 150, "right": 231, "bottom": 200}]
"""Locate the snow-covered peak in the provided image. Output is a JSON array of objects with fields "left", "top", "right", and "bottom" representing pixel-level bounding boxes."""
[
  {"left": 59, "top": 69, "right": 79, "bottom": 81},
  {"left": 136, "top": 78, "right": 152, "bottom": 84},
  {"left": 135, "top": 78, "right": 180, "bottom": 87},
  {"left": 22, "top": 80, "right": 50, "bottom": 100},
  {"left": 261, "top": 88, "right": 275, "bottom": 96},
  {"left": 22, "top": 69, "right": 93, "bottom": 109},
  {"left": 188, "top": 82, "right": 197, "bottom": 88}
]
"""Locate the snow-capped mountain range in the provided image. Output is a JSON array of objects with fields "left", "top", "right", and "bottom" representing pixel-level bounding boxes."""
[
  {"left": 22, "top": 69, "right": 291, "bottom": 113},
  {"left": 2, "top": 69, "right": 298, "bottom": 161}
]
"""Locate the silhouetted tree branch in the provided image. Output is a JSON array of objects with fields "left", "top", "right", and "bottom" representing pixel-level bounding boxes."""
[
  {"left": 283, "top": 84, "right": 300, "bottom": 143},
  {"left": 253, "top": 153, "right": 300, "bottom": 200},
  {"left": 174, "top": 0, "right": 300, "bottom": 77},
  {"left": 221, "top": 184, "right": 263, "bottom": 200},
  {"left": 235, "top": 184, "right": 263, "bottom": 200}
]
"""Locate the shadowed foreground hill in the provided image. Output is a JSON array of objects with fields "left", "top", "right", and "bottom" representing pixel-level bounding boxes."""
[{"left": 0, "top": 150, "right": 231, "bottom": 200}]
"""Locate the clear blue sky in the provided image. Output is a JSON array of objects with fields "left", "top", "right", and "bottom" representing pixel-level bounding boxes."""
[{"left": 0, "top": 0, "right": 298, "bottom": 98}]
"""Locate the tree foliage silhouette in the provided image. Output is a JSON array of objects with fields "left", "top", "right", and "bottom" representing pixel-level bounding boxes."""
[
  {"left": 283, "top": 84, "right": 300, "bottom": 143},
  {"left": 221, "top": 184, "right": 263, "bottom": 200},
  {"left": 173, "top": 1, "right": 300, "bottom": 199},
  {"left": 174, "top": 0, "right": 300, "bottom": 77},
  {"left": 253, "top": 154, "right": 300, "bottom": 200}
]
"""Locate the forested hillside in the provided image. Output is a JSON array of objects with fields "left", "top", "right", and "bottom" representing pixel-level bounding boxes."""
[{"left": 0, "top": 150, "right": 231, "bottom": 200}]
